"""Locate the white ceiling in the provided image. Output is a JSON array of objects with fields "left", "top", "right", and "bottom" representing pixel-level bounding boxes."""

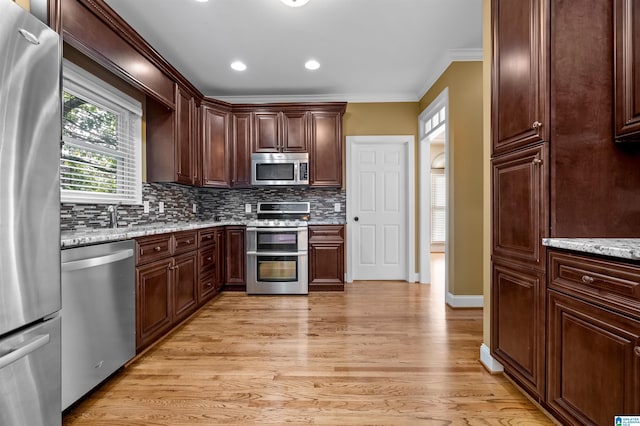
[{"left": 103, "top": 0, "right": 482, "bottom": 103}]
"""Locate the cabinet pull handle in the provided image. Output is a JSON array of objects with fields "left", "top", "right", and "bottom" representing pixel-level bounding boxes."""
[
  {"left": 581, "top": 275, "right": 595, "bottom": 284},
  {"left": 635, "top": 346, "right": 640, "bottom": 357},
  {"left": 532, "top": 121, "right": 542, "bottom": 130},
  {"left": 154, "top": 246, "right": 162, "bottom": 252}
]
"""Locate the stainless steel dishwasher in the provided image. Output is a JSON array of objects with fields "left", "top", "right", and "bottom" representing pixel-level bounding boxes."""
[{"left": 61, "top": 240, "right": 136, "bottom": 410}]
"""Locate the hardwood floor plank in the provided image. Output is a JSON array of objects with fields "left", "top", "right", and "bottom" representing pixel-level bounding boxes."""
[{"left": 63, "top": 281, "right": 553, "bottom": 425}]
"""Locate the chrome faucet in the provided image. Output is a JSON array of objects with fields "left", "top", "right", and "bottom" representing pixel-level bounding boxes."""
[{"left": 107, "top": 204, "right": 119, "bottom": 228}]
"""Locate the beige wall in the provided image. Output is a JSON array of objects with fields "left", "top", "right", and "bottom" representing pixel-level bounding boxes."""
[
  {"left": 419, "top": 61, "right": 484, "bottom": 296},
  {"left": 13, "top": 0, "right": 30, "bottom": 11}
]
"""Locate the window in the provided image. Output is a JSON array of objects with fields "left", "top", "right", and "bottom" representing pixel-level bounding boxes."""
[
  {"left": 61, "top": 60, "right": 142, "bottom": 205},
  {"left": 431, "top": 171, "right": 446, "bottom": 244}
]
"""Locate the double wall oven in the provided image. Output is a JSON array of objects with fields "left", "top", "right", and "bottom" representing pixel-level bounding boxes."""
[{"left": 246, "top": 202, "right": 310, "bottom": 295}]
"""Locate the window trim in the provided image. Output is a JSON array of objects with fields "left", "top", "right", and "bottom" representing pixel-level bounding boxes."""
[{"left": 61, "top": 59, "right": 142, "bottom": 205}]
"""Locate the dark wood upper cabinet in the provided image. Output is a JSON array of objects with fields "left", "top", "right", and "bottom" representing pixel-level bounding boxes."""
[
  {"left": 491, "top": 0, "right": 549, "bottom": 155},
  {"left": 201, "top": 103, "right": 231, "bottom": 188},
  {"left": 232, "top": 113, "right": 253, "bottom": 188},
  {"left": 309, "top": 110, "right": 343, "bottom": 187},
  {"left": 615, "top": 0, "right": 640, "bottom": 141},
  {"left": 175, "top": 86, "right": 195, "bottom": 185},
  {"left": 253, "top": 110, "right": 308, "bottom": 153},
  {"left": 281, "top": 111, "right": 308, "bottom": 152},
  {"left": 253, "top": 112, "right": 280, "bottom": 152}
]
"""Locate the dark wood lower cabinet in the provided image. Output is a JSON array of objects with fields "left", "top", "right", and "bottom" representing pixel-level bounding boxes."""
[
  {"left": 547, "top": 290, "right": 640, "bottom": 425},
  {"left": 308, "top": 225, "right": 345, "bottom": 291},
  {"left": 136, "top": 258, "right": 173, "bottom": 351},
  {"left": 224, "top": 226, "right": 246, "bottom": 291},
  {"left": 491, "top": 259, "right": 545, "bottom": 400},
  {"left": 173, "top": 252, "right": 198, "bottom": 322}
]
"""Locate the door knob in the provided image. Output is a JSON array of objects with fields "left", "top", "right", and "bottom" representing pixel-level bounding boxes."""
[{"left": 354, "top": 217, "right": 359, "bottom": 222}]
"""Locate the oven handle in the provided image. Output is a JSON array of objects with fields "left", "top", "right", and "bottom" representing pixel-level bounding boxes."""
[
  {"left": 247, "top": 251, "right": 307, "bottom": 256},
  {"left": 246, "top": 227, "right": 307, "bottom": 233}
]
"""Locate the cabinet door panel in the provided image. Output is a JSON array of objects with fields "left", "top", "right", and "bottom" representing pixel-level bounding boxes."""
[
  {"left": 136, "top": 258, "right": 172, "bottom": 351},
  {"left": 282, "top": 111, "right": 307, "bottom": 152},
  {"left": 492, "top": 143, "right": 548, "bottom": 270},
  {"left": 253, "top": 112, "right": 279, "bottom": 152},
  {"left": 173, "top": 252, "right": 198, "bottom": 322},
  {"left": 232, "top": 113, "right": 252, "bottom": 187},
  {"left": 176, "top": 87, "right": 194, "bottom": 185},
  {"left": 547, "top": 291, "right": 640, "bottom": 425},
  {"left": 309, "top": 244, "right": 344, "bottom": 285},
  {"left": 225, "top": 226, "right": 246, "bottom": 287},
  {"left": 492, "top": 0, "right": 548, "bottom": 154},
  {"left": 202, "top": 105, "right": 230, "bottom": 187},
  {"left": 309, "top": 111, "right": 342, "bottom": 187},
  {"left": 491, "top": 261, "right": 545, "bottom": 399},
  {"left": 615, "top": 0, "right": 640, "bottom": 141}
]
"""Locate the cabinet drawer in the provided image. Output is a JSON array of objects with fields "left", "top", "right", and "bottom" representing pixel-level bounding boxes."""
[
  {"left": 174, "top": 231, "right": 198, "bottom": 254},
  {"left": 309, "top": 225, "right": 344, "bottom": 242},
  {"left": 548, "top": 250, "right": 640, "bottom": 319},
  {"left": 136, "top": 235, "right": 172, "bottom": 265},
  {"left": 199, "top": 247, "right": 216, "bottom": 275},
  {"left": 199, "top": 228, "right": 216, "bottom": 248}
]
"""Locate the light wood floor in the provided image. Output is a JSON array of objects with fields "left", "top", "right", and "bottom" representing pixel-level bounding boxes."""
[{"left": 63, "top": 258, "right": 553, "bottom": 425}]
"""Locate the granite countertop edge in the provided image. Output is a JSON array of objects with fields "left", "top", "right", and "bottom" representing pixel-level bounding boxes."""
[
  {"left": 542, "top": 238, "right": 640, "bottom": 261},
  {"left": 61, "top": 220, "right": 346, "bottom": 248}
]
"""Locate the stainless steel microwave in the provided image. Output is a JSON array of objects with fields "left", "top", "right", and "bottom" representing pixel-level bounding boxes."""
[{"left": 251, "top": 152, "right": 309, "bottom": 186}]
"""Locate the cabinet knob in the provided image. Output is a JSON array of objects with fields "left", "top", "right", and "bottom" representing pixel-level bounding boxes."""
[
  {"left": 206, "top": 235, "right": 213, "bottom": 240},
  {"left": 154, "top": 246, "right": 162, "bottom": 252},
  {"left": 532, "top": 158, "right": 543, "bottom": 165},
  {"left": 635, "top": 346, "right": 640, "bottom": 357},
  {"left": 206, "top": 257, "right": 213, "bottom": 262},
  {"left": 186, "top": 239, "right": 192, "bottom": 244},
  {"left": 532, "top": 121, "right": 542, "bottom": 130},
  {"left": 581, "top": 275, "right": 595, "bottom": 284},
  {"left": 168, "top": 265, "right": 177, "bottom": 271}
]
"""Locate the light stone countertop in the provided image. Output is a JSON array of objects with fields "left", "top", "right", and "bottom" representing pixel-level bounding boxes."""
[
  {"left": 61, "top": 221, "right": 242, "bottom": 248},
  {"left": 542, "top": 238, "right": 640, "bottom": 261},
  {"left": 61, "top": 219, "right": 346, "bottom": 248}
]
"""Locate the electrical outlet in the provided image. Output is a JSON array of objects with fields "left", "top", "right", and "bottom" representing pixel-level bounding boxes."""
[
  {"left": 245, "top": 203, "right": 251, "bottom": 213},
  {"left": 143, "top": 201, "right": 149, "bottom": 213},
  {"left": 334, "top": 203, "right": 341, "bottom": 212},
  {"left": 158, "top": 201, "right": 164, "bottom": 213},
  {"left": 192, "top": 203, "right": 197, "bottom": 214}
]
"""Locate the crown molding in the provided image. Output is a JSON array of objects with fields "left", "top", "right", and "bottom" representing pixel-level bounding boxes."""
[
  {"left": 416, "top": 48, "right": 484, "bottom": 101},
  {"left": 211, "top": 92, "right": 420, "bottom": 104}
]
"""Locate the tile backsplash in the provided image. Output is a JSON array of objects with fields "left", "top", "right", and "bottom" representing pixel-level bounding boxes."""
[{"left": 61, "top": 183, "right": 346, "bottom": 232}]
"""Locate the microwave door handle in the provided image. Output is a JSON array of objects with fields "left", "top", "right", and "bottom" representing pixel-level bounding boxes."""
[{"left": 294, "top": 162, "right": 298, "bottom": 183}]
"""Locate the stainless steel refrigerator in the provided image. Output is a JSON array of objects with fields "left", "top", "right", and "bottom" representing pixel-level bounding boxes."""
[{"left": 0, "top": 1, "right": 62, "bottom": 425}]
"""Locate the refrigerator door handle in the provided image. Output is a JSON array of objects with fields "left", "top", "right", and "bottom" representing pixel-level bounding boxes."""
[
  {"left": 0, "top": 334, "right": 50, "bottom": 370},
  {"left": 61, "top": 249, "right": 134, "bottom": 272}
]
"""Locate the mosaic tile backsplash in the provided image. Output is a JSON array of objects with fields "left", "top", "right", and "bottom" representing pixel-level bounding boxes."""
[{"left": 60, "top": 183, "right": 346, "bottom": 231}]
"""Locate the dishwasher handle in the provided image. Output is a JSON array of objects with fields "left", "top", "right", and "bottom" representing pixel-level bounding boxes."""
[
  {"left": 61, "top": 249, "right": 134, "bottom": 272},
  {"left": 0, "top": 334, "right": 50, "bottom": 370}
]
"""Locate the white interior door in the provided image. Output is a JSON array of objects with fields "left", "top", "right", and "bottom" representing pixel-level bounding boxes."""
[{"left": 349, "top": 140, "right": 408, "bottom": 280}]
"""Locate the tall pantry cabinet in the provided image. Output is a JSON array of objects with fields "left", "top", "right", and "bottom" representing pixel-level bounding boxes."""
[{"left": 491, "top": 0, "right": 640, "bottom": 421}]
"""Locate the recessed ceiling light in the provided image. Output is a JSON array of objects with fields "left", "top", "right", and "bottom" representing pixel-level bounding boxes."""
[
  {"left": 305, "top": 59, "right": 320, "bottom": 70},
  {"left": 231, "top": 61, "right": 247, "bottom": 71},
  {"left": 281, "top": 0, "right": 309, "bottom": 7}
]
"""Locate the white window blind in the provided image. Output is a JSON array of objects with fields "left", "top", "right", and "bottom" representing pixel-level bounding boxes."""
[
  {"left": 431, "top": 172, "right": 446, "bottom": 244},
  {"left": 61, "top": 60, "right": 142, "bottom": 205}
]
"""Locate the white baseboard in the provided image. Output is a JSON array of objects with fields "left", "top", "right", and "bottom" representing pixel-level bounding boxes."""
[
  {"left": 445, "top": 292, "right": 484, "bottom": 308},
  {"left": 480, "top": 343, "right": 503, "bottom": 373},
  {"left": 410, "top": 272, "right": 420, "bottom": 283}
]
